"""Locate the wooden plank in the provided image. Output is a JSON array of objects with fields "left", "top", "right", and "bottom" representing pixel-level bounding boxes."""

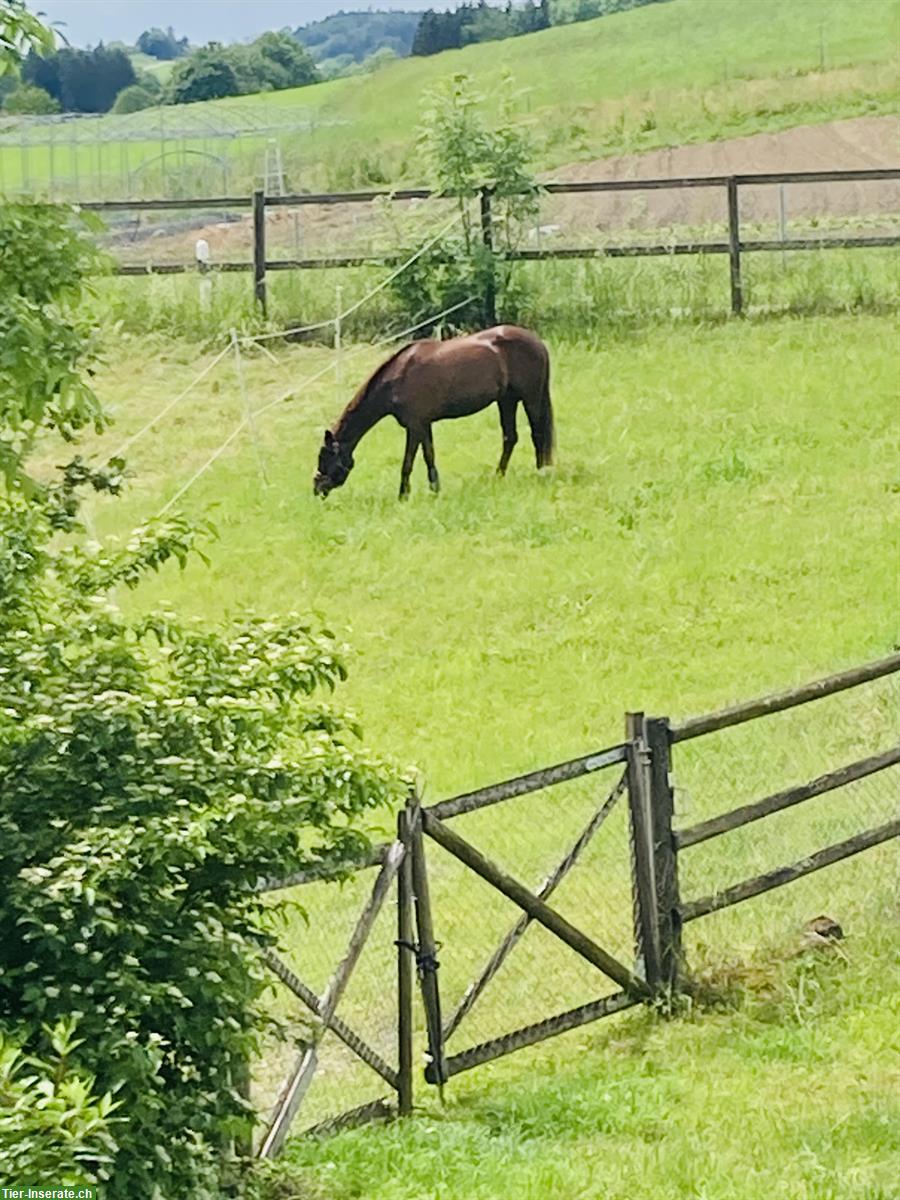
[
  {"left": 626, "top": 713, "right": 662, "bottom": 990},
  {"left": 645, "top": 716, "right": 681, "bottom": 987},
  {"left": 671, "top": 652, "right": 900, "bottom": 744},
  {"left": 261, "top": 948, "right": 398, "bottom": 1090},
  {"left": 318, "top": 841, "right": 405, "bottom": 1018},
  {"left": 83, "top": 196, "right": 249, "bottom": 211},
  {"left": 301, "top": 1097, "right": 394, "bottom": 1139},
  {"left": 427, "top": 743, "right": 626, "bottom": 821},
  {"left": 396, "top": 809, "right": 414, "bottom": 1115},
  {"left": 676, "top": 745, "right": 900, "bottom": 849},
  {"left": 111, "top": 235, "right": 900, "bottom": 280},
  {"left": 680, "top": 818, "right": 900, "bottom": 923},
  {"left": 443, "top": 770, "right": 626, "bottom": 1040},
  {"left": 81, "top": 168, "right": 899, "bottom": 213},
  {"left": 422, "top": 810, "right": 649, "bottom": 997},
  {"left": 727, "top": 177, "right": 743, "bottom": 316},
  {"left": 431, "top": 992, "right": 637, "bottom": 1081},
  {"left": 266, "top": 188, "right": 434, "bottom": 206},
  {"left": 258, "top": 840, "right": 405, "bottom": 1157},
  {"left": 254, "top": 842, "right": 387, "bottom": 892},
  {"left": 253, "top": 188, "right": 267, "bottom": 316},
  {"left": 408, "top": 803, "right": 447, "bottom": 1086}
]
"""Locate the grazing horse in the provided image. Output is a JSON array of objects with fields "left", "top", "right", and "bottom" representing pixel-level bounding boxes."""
[{"left": 313, "top": 324, "right": 554, "bottom": 499}]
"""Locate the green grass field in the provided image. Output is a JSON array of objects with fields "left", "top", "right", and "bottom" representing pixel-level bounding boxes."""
[
  {"left": 254, "top": 922, "right": 900, "bottom": 1200},
  {"left": 71, "top": 312, "right": 899, "bottom": 1195},
  {"left": 3, "top": 0, "right": 898, "bottom": 198}
]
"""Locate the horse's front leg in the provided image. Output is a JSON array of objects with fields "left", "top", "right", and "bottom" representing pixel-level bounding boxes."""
[
  {"left": 399, "top": 428, "right": 420, "bottom": 500},
  {"left": 421, "top": 426, "right": 440, "bottom": 494}
]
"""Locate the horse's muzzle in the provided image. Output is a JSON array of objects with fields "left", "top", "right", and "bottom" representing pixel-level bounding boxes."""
[{"left": 313, "top": 474, "right": 332, "bottom": 497}]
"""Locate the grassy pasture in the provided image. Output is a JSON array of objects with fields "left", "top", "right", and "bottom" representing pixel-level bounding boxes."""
[
  {"left": 2, "top": 0, "right": 898, "bottom": 197},
  {"left": 70, "top": 311, "right": 899, "bottom": 1192}
]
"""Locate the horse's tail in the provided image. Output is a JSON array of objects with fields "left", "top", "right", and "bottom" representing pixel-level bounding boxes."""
[{"left": 535, "top": 356, "right": 555, "bottom": 468}]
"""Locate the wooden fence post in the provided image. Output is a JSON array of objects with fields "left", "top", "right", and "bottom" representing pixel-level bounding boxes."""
[
  {"left": 480, "top": 187, "right": 497, "bottom": 327},
  {"left": 626, "top": 712, "right": 662, "bottom": 991},
  {"left": 726, "top": 176, "right": 743, "bottom": 316},
  {"left": 396, "top": 808, "right": 414, "bottom": 1115},
  {"left": 253, "top": 188, "right": 267, "bottom": 317},
  {"left": 407, "top": 795, "right": 448, "bottom": 1086},
  {"left": 644, "top": 717, "right": 682, "bottom": 989}
]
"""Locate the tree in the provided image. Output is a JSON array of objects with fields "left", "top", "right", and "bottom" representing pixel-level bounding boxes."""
[
  {"left": 23, "top": 44, "right": 136, "bottom": 113},
  {"left": 166, "top": 44, "right": 239, "bottom": 104},
  {"left": 2, "top": 81, "right": 58, "bottom": 112},
  {"left": 253, "top": 30, "right": 318, "bottom": 88},
  {"left": 391, "top": 70, "right": 539, "bottom": 328},
  {"left": 0, "top": 0, "right": 54, "bottom": 76},
  {"left": 136, "top": 25, "right": 187, "bottom": 61}
]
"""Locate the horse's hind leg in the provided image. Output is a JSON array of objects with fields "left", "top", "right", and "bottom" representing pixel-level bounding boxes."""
[
  {"left": 496, "top": 397, "right": 518, "bottom": 476},
  {"left": 399, "top": 429, "right": 420, "bottom": 500},
  {"left": 421, "top": 426, "right": 440, "bottom": 494}
]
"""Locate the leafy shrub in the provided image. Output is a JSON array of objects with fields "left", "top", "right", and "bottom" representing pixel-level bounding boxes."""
[
  {"left": 0, "top": 200, "right": 106, "bottom": 490},
  {"left": 0, "top": 1018, "right": 118, "bottom": 1186},
  {"left": 389, "top": 70, "right": 540, "bottom": 329},
  {"left": 112, "top": 82, "right": 155, "bottom": 113},
  {"left": 0, "top": 474, "right": 407, "bottom": 1198},
  {"left": 2, "top": 81, "right": 59, "bottom": 112}
]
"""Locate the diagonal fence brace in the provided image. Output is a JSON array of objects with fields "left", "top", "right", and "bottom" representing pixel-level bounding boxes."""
[
  {"left": 422, "top": 810, "right": 650, "bottom": 999},
  {"left": 443, "top": 770, "right": 627, "bottom": 1041},
  {"left": 258, "top": 839, "right": 405, "bottom": 1158},
  {"left": 262, "top": 947, "right": 398, "bottom": 1090}
]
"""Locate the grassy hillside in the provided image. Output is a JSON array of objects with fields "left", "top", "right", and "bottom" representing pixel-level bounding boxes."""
[{"left": 2, "top": 0, "right": 897, "bottom": 197}]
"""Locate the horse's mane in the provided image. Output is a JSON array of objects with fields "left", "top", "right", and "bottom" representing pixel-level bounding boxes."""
[{"left": 333, "top": 342, "right": 413, "bottom": 436}]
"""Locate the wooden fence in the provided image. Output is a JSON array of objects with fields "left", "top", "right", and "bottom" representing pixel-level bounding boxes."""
[
  {"left": 253, "top": 650, "right": 900, "bottom": 1154},
  {"left": 84, "top": 167, "right": 900, "bottom": 319}
]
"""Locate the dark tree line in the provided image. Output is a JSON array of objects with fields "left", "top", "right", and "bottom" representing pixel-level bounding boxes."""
[
  {"left": 22, "top": 44, "right": 136, "bottom": 113},
  {"left": 411, "top": 0, "right": 669, "bottom": 56},
  {"left": 411, "top": 0, "right": 550, "bottom": 55}
]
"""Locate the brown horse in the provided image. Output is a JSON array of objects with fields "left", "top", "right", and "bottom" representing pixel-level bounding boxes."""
[{"left": 313, "top": 324, "right": 554, "bottom": 499}]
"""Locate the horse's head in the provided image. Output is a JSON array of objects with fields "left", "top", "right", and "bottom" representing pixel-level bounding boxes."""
[{"left": 314, "top": 430, "right": 354, "bottom": 497}]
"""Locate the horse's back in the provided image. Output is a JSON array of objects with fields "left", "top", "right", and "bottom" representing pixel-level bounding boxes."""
[{"left": 473, "top": 325, "right": 549, "bottom": 394}]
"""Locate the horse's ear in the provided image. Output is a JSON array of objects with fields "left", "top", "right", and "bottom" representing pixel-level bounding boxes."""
[{"left": 324, "top": 429, "right": 335, "bottom": 447}]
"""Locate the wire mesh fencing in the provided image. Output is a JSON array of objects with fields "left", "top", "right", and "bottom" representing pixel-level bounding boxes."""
[
  {"left": 671, "top": 667, "right": 900, "bottom": 963},
  {"left": 422, "top": 763, "right": 635, "bottom": 1062}
]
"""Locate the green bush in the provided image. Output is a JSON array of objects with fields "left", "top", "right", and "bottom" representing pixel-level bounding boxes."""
[
  {"left": 2, "top": 81, "right": 59, "bottom": 112},
  {"left": 0, "top": 474, "right": 407, "bottom": 1198},
  {"left": 111, "top": 82, "right": 155, "bottom": 113},
  {"left": 0, "top": 201, "right": 106, "bottom": 490},
  {"left": 0, "top": 1019, "right": 118, "bottom": 1186}
]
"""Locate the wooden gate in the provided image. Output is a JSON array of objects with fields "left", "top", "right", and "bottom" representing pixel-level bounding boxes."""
[{"left": 403, "top": 744, "right": 654, "bottom": 1087}]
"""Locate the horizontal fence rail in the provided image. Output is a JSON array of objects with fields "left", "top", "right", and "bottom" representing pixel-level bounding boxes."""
[
  {"left": 671, "top": 651, "right": 900, "bottom": 743},
  {"left": 80, "top": 167, "right": 900, "bottom": 212},
  {"left": 676, "top": 744, "right": 900, "bottom": 849},
  {"left": 427, "top": 743, "right": 626, "bottom": 821},
  {"left": 680, "top": 818, "right": 900, "bottom": 922},
  {"left": 76, "top": 166, "right": 899, "bottom": 319}
]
